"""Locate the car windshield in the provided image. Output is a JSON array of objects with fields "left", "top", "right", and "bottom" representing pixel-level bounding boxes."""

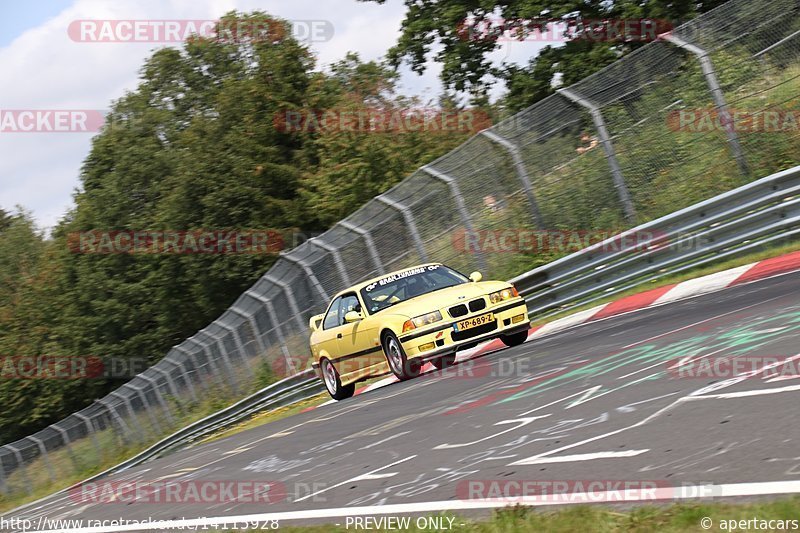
[{"left": 360, "top": 265, "right": 468, "bottom": 314}]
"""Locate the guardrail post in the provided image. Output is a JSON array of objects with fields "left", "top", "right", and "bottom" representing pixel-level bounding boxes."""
[
  {"left": 376, "top": 195, "right": 429, "bottom": 262},
  {"left": 165, "top": 354, "right": 198, "bottom": 404},
  {"left": 136, "top": 375, "right": 176, "bottom": 426},
  {"left": 661, "top": 33, "right": 750, "bottom": 178},
  {"left": 337, "top": 220, "right": 385, "bottom": 276},
  {"left": 308, "top": 237, "right": 352, "bottom": 287},
  {"left": 246, "top": 290, "right": 296, "bottom": 374},
  {"left": 4, "top": 445, "right": 32, "bottom": 494},
  {"left": 28, "top": 436, "right": 56, "bottom": 482},
  {"left": 480, "top": 130, "right": 546, "bottom": 229},
  {"left": 262, "top": 274, "right": 307, "bottom": 331},
  {"left": 558, "top": 88, "right": 637, "bottom": 224},
  {"left": 280, "top": 253, "right": 331, "bottom": 303},
  {"left": 174, "top": 344, "right": 209, "bottom": 394},
  {"left": 422, "top": 165, "right": 487, "bottom": 271},
  {"left": 74, "top": 412, "right": 103, "bottom": 459}
]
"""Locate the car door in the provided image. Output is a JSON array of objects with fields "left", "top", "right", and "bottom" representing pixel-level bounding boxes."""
[
  {"left": 314, "top": 296, "right": 342, "bottom": 365},
  {"left": 335, "top": 293, "right": 379, "bottom": 376}
]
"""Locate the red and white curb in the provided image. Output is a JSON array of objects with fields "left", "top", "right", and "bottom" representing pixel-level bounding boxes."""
[{"left": 303, "top": 249, "right": 800, "bottom": 410}]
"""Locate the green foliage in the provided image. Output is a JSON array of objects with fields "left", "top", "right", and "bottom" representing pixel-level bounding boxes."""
[
  {"left": 364, "top": 0, "right": 727, "bottom": 110},
  {"left": 0, "top": 12, "right": 477, "bottom": 444}
]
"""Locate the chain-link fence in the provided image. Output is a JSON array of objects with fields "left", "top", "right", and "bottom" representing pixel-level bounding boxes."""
[{"left": 3, "top": 0, "right": 800, "bottom": 500}]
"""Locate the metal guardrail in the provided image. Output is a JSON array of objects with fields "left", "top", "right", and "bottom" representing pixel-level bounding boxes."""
[
  {"left": 3, "top": 0, "right": 800, "bottom": 501},
  {"left": 0, "top": 372, "right": 323, "bottom": 518},
  {"left": 511, "top": 165, "right": 800, "bottom": 320}
]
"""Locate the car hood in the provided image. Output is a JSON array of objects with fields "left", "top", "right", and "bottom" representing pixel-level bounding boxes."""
[{"left": 373, "top": 280, "right": 511, "bottom": 319}]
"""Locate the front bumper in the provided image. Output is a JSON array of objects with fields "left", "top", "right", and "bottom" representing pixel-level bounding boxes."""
[{"left": 398, "top": 299, "right": 530, "bottom": 361}]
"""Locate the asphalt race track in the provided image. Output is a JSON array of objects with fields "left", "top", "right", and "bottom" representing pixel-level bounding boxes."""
[{"left": 7, "top": 271, "right": 800, "bottom": 531}]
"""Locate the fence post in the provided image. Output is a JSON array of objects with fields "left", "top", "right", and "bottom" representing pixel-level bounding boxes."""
[
  {"left": 108, "top": 391, "right": 147, "bottom": 439},
  {"left": 0, "top": 453, "right": 7, "bottom": 495},
  {"left": 136, "top": 375, "right": 175, "bottom": 426},
  {"left": 376, "top": 195, "right": 429, "bottom": 262},
  {"left": 152, "top": 366, "right": 184, "bottom": 410},
  {"left": 51, "top": 423, "right": 78, "bottom": 470},
  {"left": 308, "top": 237, "right": 352, "bottom": 287},
  {"left": 4, "top": 445, "right": 32, "bottom": 494},
  {"left": 558, "top": 88, "right": 637, "bottom": 223},
  {"left": 231, "top": 306, "right": 267, "bottom": 356},
  {"left": 219, "top": 321, "right": 252, "bottom": 370},
  {"left": 661, "top": 33, "right": 750, "bottom": 178},
  {"left": 262, "top": 274, "right": 308, "bottom": 331},
  {"left": 165, "top": 353, "right": 198, "bottom": 403},
  {"left": 337, "top": 220, "right": 385, "bottom": 276},
  {"left": 280, "top": 253, "right": 331, "bottom": 303},
  {"left": 174, "top": 344, "right": 209, "bottom": 394},
  {"left": 197, "top": 331, "right": 240, "bottom": 393},
  {"left": 74, "top": 412, "right": 103, "bottom": 460},
  {"left": 186, "top": 336, "right": 228, "bottom": 390},
  {"left": 481, "top": 129, "right": 546, "bottom": 229},
  {"left": 246, "top": 290, "right": 296, "bottom": 375},
  {"left": 123, "top": 384, "right": 163, "bottom": 435},
  {"left": 27, "top": 436, "right": 56, "bottom": 483},
  {"left": 96, "top": 398, "right": 133, "bottom": 444},
  {"left": 422, "top": 165, "right": 488, "bottom": 271}
]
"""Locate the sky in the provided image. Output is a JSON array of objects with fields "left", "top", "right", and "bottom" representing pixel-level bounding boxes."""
[{"left": 0, "top": 0, "right": 549, "bottom": 232}]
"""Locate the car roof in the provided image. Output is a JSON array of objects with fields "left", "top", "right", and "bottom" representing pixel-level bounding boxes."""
[{"left": 331, "top": 263, "right": 445, "bottom": 300}]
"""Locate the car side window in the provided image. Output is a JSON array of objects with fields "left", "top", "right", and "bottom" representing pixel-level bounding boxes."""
[
  {"left": 323, "top": 297, "right": 342, "bottom": 330},
  {"left": 338, "top": 294, "right": 360, "bottom": 325}
]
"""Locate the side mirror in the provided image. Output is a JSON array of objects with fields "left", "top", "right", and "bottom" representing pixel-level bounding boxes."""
[
  {"left": 344, "top": 310, "right": 363, "bottom": 323},
  {"left": 309, "top": 314, "right": 324, "bottom": 332},
  {"left": 469, "top": 271, "right": 483, "bottom": 282}
]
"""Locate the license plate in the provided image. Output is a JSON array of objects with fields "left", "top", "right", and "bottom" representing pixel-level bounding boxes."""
[{"left": 453, "top": 313, "right": 494, "bottom": 331}]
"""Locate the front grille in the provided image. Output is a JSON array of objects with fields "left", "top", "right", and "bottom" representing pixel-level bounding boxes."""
[
  {"left": 468, "top": 298, "right": 486, "bottom": 312},
  {"left": 451, "top": 321, "right": 497, "bottom": 341},
  {"left": 449, "top": 304, "right": 468, "bottom": 318}
]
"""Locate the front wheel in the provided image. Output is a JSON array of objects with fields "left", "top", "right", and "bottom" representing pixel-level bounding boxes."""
[
  {"left": 500, "top": 330, "right": 529, "bottom": 348},
  {"left": 321, "top": 358, "right": 355, "bottom": 400},
  {"left": 383, "top": 332, "right": 421, "bottom": 380}
]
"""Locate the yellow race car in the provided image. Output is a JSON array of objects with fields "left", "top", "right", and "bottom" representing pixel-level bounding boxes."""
[{"left": 309, "top": 263, "right": 530, "bottom": 399}]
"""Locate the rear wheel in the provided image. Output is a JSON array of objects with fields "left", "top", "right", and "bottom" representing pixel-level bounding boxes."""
[
  {"left": 500, "top": 330, "right": 529, "bottom": 348},
  {"left": 321, "top": 358, "right": 355, "bottom": 400},
  {"left": 383, "top": 332, "right": 421, "bottom": 380},
  {"left": 431, "top": 353, "right": 456, "bottom": 370}
]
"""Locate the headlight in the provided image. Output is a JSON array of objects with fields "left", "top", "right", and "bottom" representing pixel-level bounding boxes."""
[
  {"left": 488, "top": 286, "right": 519, "bottom": 304},
  {"left": 402, "top": 310, "right": 443, "bottom": 332}
]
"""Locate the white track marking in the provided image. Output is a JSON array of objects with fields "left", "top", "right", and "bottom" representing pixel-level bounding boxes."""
[
  {"left": 32, "top": 480, "right": 800, "bottom": 533},
  {"left": 358, "top": 431, "right": 412, "bottom": 450},
  {"left": 509, "top": 449, "right": 649, "bottom": 465},
  {"left": 691, "top": 383, "right": 800, "bottom": 399},
  {"left": 433, "top": 416, "right": 550, "bottom": 450},
  {"left": 294, "top": 455, "right": 417, "bottom": 503},
  {"left": 654, "top": 265, "right": 755, "bottom": 304}
]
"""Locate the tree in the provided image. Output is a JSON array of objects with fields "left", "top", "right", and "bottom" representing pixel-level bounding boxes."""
[{"left": 363, "top": 0, "right": 729, "bottom": 111}]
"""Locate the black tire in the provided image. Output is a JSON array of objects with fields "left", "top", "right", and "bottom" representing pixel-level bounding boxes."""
[
  {"left": 383, "top": 332, "right": 421, "bottom": 380},
  {"left": 320, "top": 358, "right": 356, "bottom": 400},
  {"left": 500, "top": 330, "right": 529, "bottom": 348},
  {"left": 431, "top": 353, "right": 456, "bottom": 370}
]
